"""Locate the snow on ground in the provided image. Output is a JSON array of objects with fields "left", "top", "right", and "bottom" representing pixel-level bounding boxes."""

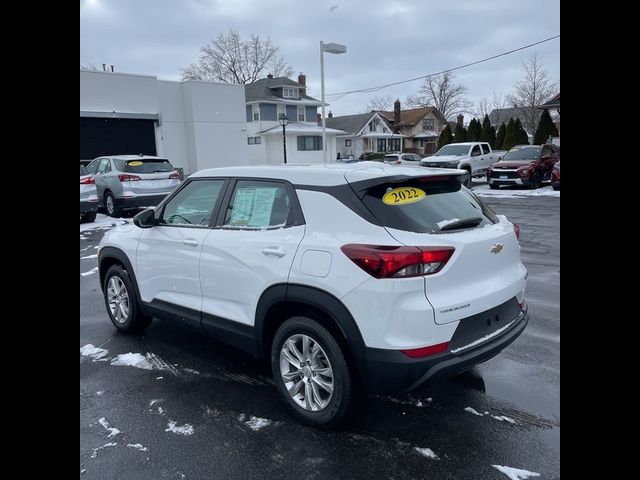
[
  {"left": 80, "top": 344, "right": 109, "bottom": 361},
  {"left": 81, "top": 267, "right": 99, "bottom": 277},
  {"left": 491, "top": 415, "right": 517, "bottom": 424},
  {"left": 110, "top": 353, "right": 154, "bottom": 370},
  {"left": 98, "top": 418, "right": 121, "bottom": 438},
  {"left": 472, "top": 185, "right": 559, "bottom": 198},
  {"left": 413, "top": 447, "right": 439, "bottom": 460},
  {"left": 165, "top": 420, "right": 194, "bottom": 436},
  {"left": 244, "top": 416, "right": 272, "bottom": 431},
  {"left": 126, "top": 443, "right": 148, "bottom": 452},
  {"left": 492, "top": 465, "right": 540, "bottom": 479},
  {"left": 464, "top": 407, "right": 484, "bottom": 416},
  {"left": 80, "top": 214, "right": 128, "bottom": 233},
  {"left": 90, "top": 442, "right": 117, "bottom": 459},
  {"left": 81, "top": 254, "right": 98, "bottom": 259}
]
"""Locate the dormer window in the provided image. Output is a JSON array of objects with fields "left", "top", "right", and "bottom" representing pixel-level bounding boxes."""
[{"left": 282, "top": 87, "right": 299, "bottom": 98}]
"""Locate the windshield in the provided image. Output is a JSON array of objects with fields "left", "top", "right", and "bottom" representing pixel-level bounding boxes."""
[
  {"left": 114, "top": 158, "right": 174, "bottom": 173},
  {"left": 500, "top": 147, "right": 541, "bottom": 161},
  {"left": 434, "top": 145, "right": 470, "bottom": 156},
  {"left": 359, "top": 178, "right": 497, "bottom": 234}
]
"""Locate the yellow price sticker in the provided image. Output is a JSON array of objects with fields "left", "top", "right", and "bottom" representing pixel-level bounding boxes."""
[
  {"left": 128, "top": 161, "right": 143, "bottom": 166},
  {"left": 382, "top": 187, "right": 426, "bottom": 206}
]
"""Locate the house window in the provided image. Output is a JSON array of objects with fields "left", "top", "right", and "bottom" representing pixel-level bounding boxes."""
[
  {"left": 377, "top": 138, "right": 387, "bottom": 152},
  {"left": 247, "top": 136, "right": 262, "bottom": 145},
  {"left": 283, "top": 88, "right": 299, "bottom": 98},
  {"left": 252, "top": 104, "right": 260, "bottom": 121},
  {"left": 277, "top": 103, "right": 286, "bottom": 119},
  {"left": 388, "top": 138, "right": 401, "bottom": 152},
  {"left": 345, "top": 139, "right": 352, "bottom": 147},
  {"left": 297, "top": 136, "right": 322, "bottom": 151},
  {"left": 422, "top": 118, "right": 434, "bottom": 130},
  {"left": 416, "top": 139, "right": 425, "bottom": 148},
  {"left": 297, "top": 106, "right": 305, "bottom": 122},
  {"left": 369, "top": 118, "right": 379, "bottom": 132}
]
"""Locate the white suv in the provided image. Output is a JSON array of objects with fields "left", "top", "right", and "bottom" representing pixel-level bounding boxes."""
[{"left": 97, "top": 162, "right": 528, "bottom": 428}]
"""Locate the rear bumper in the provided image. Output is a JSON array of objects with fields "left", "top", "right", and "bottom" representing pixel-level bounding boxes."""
[
  {"left": 357, "top": 307, "right": 528, "bottom": 393},
  {"left": 116, "top": 193, "right": 169, "bottom": 210},
  {"left": 80, "top": 200, "right": 99, "bottom": 214}
]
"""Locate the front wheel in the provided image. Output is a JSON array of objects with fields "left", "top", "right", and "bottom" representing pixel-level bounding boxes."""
[
  {"left": 531, "top": 171, "right": 542, "bottom": 189},
  {"left": 462, "top": 171, "right": 472, "bottom": 188},
  {"left": 103, "top": 264, "right": 151, "bottom": 333},
  {"left": 81, "top": 211, "right": 97, "bottom": 223},
  {"left": 271, "top": 316, "right": 355, "bottom": 429}
]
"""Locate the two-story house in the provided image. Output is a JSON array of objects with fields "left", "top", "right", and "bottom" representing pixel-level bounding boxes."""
[
  {"left": 379, "top": 100, "right": 447, "bottom": 155},
  {"left": 324, "top": 111, "right": 400, "bottom": 159},
  {"left": 245, "top": 74, "right": 344, "bottom": 164}
]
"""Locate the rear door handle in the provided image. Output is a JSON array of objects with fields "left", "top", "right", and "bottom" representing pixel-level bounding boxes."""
[
  {"left": 262, "top": 246, "right": 286, "bottom": 258},
  {"left": 183, "top": 238, "right": 199, "bottom": 247}
]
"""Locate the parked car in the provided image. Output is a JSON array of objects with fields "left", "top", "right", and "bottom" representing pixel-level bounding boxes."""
[
  {"left": 420, "top": 142, "right": 505, "bottom": 187},
  {"left": 486, "top": 144, "right": 560, "bottom": 189},
  {"left": 85, "top": 155, "right": 182, "bottom": 217},
  {"left": 383, "top": 153, "right": 423, "bottom": 165},
  {"left": 80, "top": 165, "right": 99, "bottom": 223},
  {"left": 98, "top": 163, "right": 528, "bottom": 428},
  {"left": 551, "top": 161, "right": 560, "bottom": 190}
]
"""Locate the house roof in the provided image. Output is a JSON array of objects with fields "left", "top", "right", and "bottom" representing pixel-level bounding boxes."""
[
  {"left": 378, "top": 106, "right": 445, "bottom": 127},
  {"left": 488, "top": 107, "right": 536, "bottom": 127},
  {"left": 324, "top": 112, "right": 386, "bottom": 135},
  {"left": 244, "top": 76, "right": 320, "bottom": 103},
  {"left": 538, "top": 92, "right": 560, "bottom": 109}
]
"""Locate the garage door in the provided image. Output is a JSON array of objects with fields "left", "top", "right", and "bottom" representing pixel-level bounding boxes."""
[{"left": 80, "top": 117, "right": 157, "bottom": 161}]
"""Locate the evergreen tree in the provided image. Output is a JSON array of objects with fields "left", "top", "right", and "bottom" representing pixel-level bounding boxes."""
[
  {"left": 502, "top": 118, "right": 518, "bottom": 150},
  {"left": 488, "top": 124, "right": 497, "bottom": 149},
  {"left": 515, "top": 118, "right": 529, "bottom": 145},
  {"left": 479, "top": 115, "right": 492, "bottom": 143},
  {"left": 533, "top": 109, "right": 559, "bottom": 144},
  {"left": 437, "top": 124, "right": 453, "bottom": 150},
  {"left": 495, "top": 122, "right": 507, "bottom": 149},
  {"left": 454, "top": 123, "right": 467, "bottom": 142},
  {"left": 467, "top": 118, "right": 481, "bottom": 141}
]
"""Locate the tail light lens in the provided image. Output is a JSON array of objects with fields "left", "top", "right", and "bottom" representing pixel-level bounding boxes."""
[
  {"left": 513, "top": 223, "right": 520, "bottom": 240},
  {"left": 118, "top": 174, "right": 141, "bottom": 182},
  {"left": 80, "top": 176, "right": 95, "bottom": 185},
  {"left": 169, "top": 171, "right": 181, "bottom": 179},
  {"left": 340, "top": 244, "right": 455, "bottom": 279},
  {"left": 401, "top": 342, "right": 449, "bottom": 358}
]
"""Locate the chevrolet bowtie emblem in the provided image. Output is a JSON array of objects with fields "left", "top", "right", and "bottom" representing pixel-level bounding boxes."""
[{"left": 491, "top": 243, "right": 504, "bottom": 254}]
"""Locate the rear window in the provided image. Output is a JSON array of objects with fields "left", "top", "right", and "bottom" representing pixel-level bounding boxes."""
[
  {"left": 80, "top": 165, "right": 88, "bottom": 176},
  {"left": 359, "top": 178, "right": 497, "bottom": 234},
  {"left": 114, "top": 158, "right": 174, "bottom": 173},
  {"left": 383, "top": 155, "right": 399, "bottom": 161}
]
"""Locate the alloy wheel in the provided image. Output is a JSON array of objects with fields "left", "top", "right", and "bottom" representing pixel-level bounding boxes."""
[{"left": 107, "top": 276, "right": 130, "bottom": 323}]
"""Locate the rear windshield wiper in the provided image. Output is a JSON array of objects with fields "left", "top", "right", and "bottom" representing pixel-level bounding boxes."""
[{"left": 439, "top": 217, "right": 483, "bottom": 231}]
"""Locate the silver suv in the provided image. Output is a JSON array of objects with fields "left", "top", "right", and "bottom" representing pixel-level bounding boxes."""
[{"left": 85, "top": 155, "right": 182, "bottom": 217}]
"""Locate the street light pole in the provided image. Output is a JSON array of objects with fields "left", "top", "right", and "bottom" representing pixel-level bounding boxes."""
[
  {"left": 320, "top": 41, "right": 346, "bottom": 165},
  {"left": 279, "top": 114, "right": 289, "bottom": 164}
]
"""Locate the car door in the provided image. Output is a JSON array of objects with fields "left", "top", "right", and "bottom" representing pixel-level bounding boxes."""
[
  {"left": 480, "top": 143, "right": 494, "bottom": 170},
  {"left": 469, "top": 144, "right": 482, "bottom": 174},
  {"left": 199, "top": 178, "right": 305, "bottom": 333},
  {"left": 135, "top": 178, "right": 228, "bottom": 328},
  {"left": 87, "top": 158, "right": 107, "bottom": 203}
]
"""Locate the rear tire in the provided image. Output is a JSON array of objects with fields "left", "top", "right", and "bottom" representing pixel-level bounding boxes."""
[
  {"left": 103, "top": 264, "right": 151, "bottom": 333},
  {"left": 552, "top": 184, "right": 560, "bottom": 191},
  {"left": 271, "top": 316, "right": 355, "bottom": 429},
  {"left": 531, "top": 171, "right": 542, "bottom": 189},
  {"left": 104, "top": 191, "right": 122, "bottom": 218},
  {"left": 462, "top": 170, "right": 472, "bottom": 188},
  {"left": 489, "top": 184, "right": 499, "bottom": 190},
  {"left": 81, "top": 212, "right": 97, "bottom": 223}
]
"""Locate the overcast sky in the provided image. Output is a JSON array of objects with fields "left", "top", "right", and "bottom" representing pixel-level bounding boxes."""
[{"left": 80, "top": 0, "right": 560, "bottom": 118}]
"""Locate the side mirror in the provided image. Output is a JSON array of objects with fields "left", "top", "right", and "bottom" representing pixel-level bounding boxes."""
[{"left": 133, "top": 208, "right": 157, "bottom": 228}]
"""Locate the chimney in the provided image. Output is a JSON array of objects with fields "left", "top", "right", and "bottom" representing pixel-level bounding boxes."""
[
  {"left": 457, "top": 114, "right": 464, "bottom": 126},
  {"left": 394, "top": 99, "right": 401, "bottom": 125},
  {"left": 267, "top": 73, "right": 273, "bottom": 79},
  {"left": 316, "top": 113, "right": 321, "bottom": 124},
  {"left": 328, "top": 111, "right": 333, "bottom": 118},
  {"left": 297, "top": 73, "right": 306, "bottom": 86}
]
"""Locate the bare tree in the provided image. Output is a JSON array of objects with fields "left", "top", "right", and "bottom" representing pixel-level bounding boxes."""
[
  {"left": 475, "top": 97, "right": 491, "bottom": 119},
  {"left": 365, "top": 95, "right": 394, "bottom": 112},
  {"left": 476, "top": 91, "right": 507, "bottom": 122},
  {"left": 404, "top": 72, "right": 472, "bottom": 120},
  {"left": 507, "top": 53, "right": 559, "bottom": 129},
  {"left": 182, "top": 29, "right": 293, "bottom": 84}
]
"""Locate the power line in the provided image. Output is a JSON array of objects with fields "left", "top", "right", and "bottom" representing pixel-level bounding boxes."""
[{"left": 318, "top": 34, "right": 559, "bottom": 100}]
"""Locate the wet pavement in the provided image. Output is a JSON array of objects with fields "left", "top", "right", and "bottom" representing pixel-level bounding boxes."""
[{"left": 80, "top": 189, "right": 560, "bottom": 479}]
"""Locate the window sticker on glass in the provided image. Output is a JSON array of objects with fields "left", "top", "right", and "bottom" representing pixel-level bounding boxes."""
[
  {"left": 249, "top": 187, "right": 278, "bottom": 227},
  {"left": 128, "top": 161, "right": 144, "bottom": 166},
  {"left": 229, "top": 188, "right": 256, "bottom": 225},
  {"left": 382, "top": 187, "right": 426, "bottom": 206}
]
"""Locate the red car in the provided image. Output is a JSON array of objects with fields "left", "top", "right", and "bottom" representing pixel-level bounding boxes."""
[
  {"left": 487, "top": 144, "right": 560, "bottom": 189},
  {"left": 551, "top": 161, "right": 560, "bottom": 190}
]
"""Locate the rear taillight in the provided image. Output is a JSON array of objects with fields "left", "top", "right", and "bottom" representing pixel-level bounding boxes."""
[
  {"left": 340, "top": 244, "right": 454, "bottom": 279},
  {"left": 513, "top": 223, "right": 520, "bottom": 240},
  {"left": 118, "top": 174, "right": 141, "bottom": 182},
  {"left": 80, "top": 176, "right": 95, "bottom": 185},
  {"left": 400, "top": 342, "right": 449, "bottom": 358},
  {"left": 169, "top": 171, "right": 181, "bottom": 179}
]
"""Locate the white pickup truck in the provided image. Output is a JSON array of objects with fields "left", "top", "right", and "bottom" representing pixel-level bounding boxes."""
[{"left": 420, "top": 142, "right": 506, "bottom": 187}]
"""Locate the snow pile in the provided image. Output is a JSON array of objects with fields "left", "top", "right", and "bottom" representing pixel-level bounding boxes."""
[
  {"left": 98, "top": 417, "right": 121, "bottom": 438},
  {"left": 472, "top": 185, "right": 559, "bottom": 198},
  {"left": 464, "top": 407, "right": 484, "bottom": 416},
  {"left": 80, "top": 344, "right": 109, "bottom": 361},
  {"left": 244, "top": 416, "right": 272, "bottom": 431},
  {"left": 491, "top": 415, "right": 517, "bottom": 424},
  {"left": 81, "top": 254, "right": 98, "bottom": 260},
  {"left": 437, "top": 218, "right": 460, "bottom": 229},
  {"left": 80, "top": 214, "right": 128, "bottom": 233},
  {"left": 81, "top": 267, "right": 99, "bottom": 277},
  {"left": 126, "top": 443, "right": 148, "bottom": 452},
  {"left": 165, "top": 421, "right": 194, "bottom": 436},
  {"left": 90, "top": 442, "right": 117, "bottom": 458},
  {"left": 492, "top": 465, "right": 540, "bottom": 479},
  {"left": 110, "top": 353, "right": 154, "bottom": 370},
  {"left": 414, "top": 447, "right": 439, "bottom": 460}
]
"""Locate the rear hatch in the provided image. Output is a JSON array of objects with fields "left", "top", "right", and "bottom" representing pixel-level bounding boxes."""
[
  {"left": 344, "top": 170, "right": 526, "bottom": 324},
  {"left": 114, "top": 158, "right": 181, "bottom": 194}
]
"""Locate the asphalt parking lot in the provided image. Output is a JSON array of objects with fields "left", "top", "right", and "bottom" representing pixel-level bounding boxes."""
[{"left": 80, "top": 184, "right": 560, "bottom": 480}]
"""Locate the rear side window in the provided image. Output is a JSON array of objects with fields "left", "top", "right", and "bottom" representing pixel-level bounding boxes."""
[
  {"left": 359, "top": 178, "right": 497, "bottom": 234},
  {"left": 223, "top": 180, "right": 293, "bottom": 229},
  {"left": 114, "top": 158, "right": 174, "bottom": 173}
]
